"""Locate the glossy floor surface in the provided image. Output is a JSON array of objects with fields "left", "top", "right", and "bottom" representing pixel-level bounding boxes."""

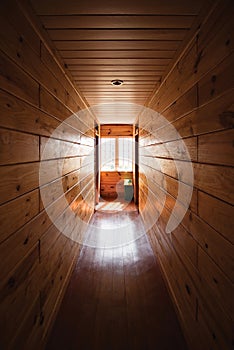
[{"left": 46, "top": 209, "right": 187, "bottom": 350}]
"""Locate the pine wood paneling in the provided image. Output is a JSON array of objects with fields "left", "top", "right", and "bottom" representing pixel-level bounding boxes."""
[
  {"left": 39, "top": 87, "right": 72, "bottom": 121},
  {"left": 29, "top": 0, "right": 204, "bottom": 120},
  {"left": 54, "top": 40, "right": 180, "bottom": 51},
  {"left": 148, "top": 5, "right": 234, "bottom": 112},
  {"left": 100, "top": 171, "right": 133, "bottom": 198},
  {"left": 197, "top": 247, "right": 233, "bottom": 319},
  {"left": 139, "top": 136, "right": 197, "bottom": 161},
  {"left": 194, "top": 163, "right": 234, "bottom": 205},
  {"left": 40, "top": 43, "right": 88, "bottom": 112},
  {"left": 162, "top": 85, "right": 198, "bottom": 123},
  {"left": 198, "top": 191, "right": 234, "bottom": 244},
  {"left": 60, "top": 50, "right": 176, "bottom": 59},
  {"left": 41, "top": 15, "right": 195, "bottom": 29},
  {"left": 197, "top": 52, "right": 234, "bottom": 106},
  {"left": 30, "top": 0, "right": 204, "bottom": 16},
  {"left": 0, "top": 51, "right": 39, "bottom": 106},
  {"left": 0, "top": 210, "right": 52, "bottom": 283},
  {"left": 182, "top": 210, "right": 234, "bottom": 281},
  {"left": 40, "top": 137, "right": 91, "bottom": 160},
  {"left": 0, "top": 1, "right": 95, "bottom": 348},
  {"left": 0, "top": 0, "right": 41, "bottom": 55},
  {"left": 100, "top": 124, "right": 133, "bottom": 137},
  {"left": 0, "top": 163, "right": 39, "bottom": 205},
  {"left": 139, "top": 2, "right": 234, "bottom": 349},
  {"left": 0, "top": 89, "right": 62, "bottom": 137},
  {"left": 198, "top": 129, "right": 233, "bottom": 166},
  {"left": 0, "top": 129, "right": 39, "bottom": 165},
  {"left": 141, "top": 87, "right": 233, "bottom": 145},
  {"left": 0, "top": 190, "right": 40, "bottom": 244},
  {"left": 0, "top": 245, "right": 40, "bottom": 348},
  {"left": 0, "top": 0, "right": 233, "bottom": 349}
]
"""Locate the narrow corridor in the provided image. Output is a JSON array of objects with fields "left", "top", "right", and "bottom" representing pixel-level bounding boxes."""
[{"left": 46, "top": 210, "right": 187, "bottom": 350}]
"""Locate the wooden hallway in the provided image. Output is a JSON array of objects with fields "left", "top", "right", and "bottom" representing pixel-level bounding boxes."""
[
  {"left": 0, "top": 0, "right": 233, "bottom": 349},
  {"left": 46, "top": 211, "right": 187, "bottom": 350}
]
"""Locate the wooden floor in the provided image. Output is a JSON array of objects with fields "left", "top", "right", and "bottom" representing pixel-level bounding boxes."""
[
  {"left": 95, "top": 198, "right": 138, "bottom": 212},
  {"left": 46, "top": 210, "right": 187, "bottom": 350}
]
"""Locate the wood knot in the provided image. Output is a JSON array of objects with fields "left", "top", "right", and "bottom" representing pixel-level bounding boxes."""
[
  {"left": 33, "top": 315, "right": 38, "bottom": 325},
  {"left": 210, "top": 88, "right": 215, "bottom": 96},
  {"left": 8, "top": 277, "right": 15, "bottom": 288},
  {"left": 16, "top": 184, "right": 21, "bottom": 191},
  {"left": 211, "top": 75, "right": 216, "bottom": 83},
  {"left": 219, "top": 111, "right": 234, "bottom": 128},
  {"left": 23, "top": 237, "right": 29, "bottom": 245},
  {"left": 185, "top": 284, "right": 191, "bottom": 295},
  {"left": 39, "top": 312, "right": 44, "bottom": 325}
]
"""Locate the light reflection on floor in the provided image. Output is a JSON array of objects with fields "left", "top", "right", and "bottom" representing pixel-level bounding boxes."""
[
  {"left": 82, "top": 200, "right": 143, "bottom": 249},
  {"left": 95, "top": 201, "right": 125, "bottom": 211},
  {"left": 95, "top": 199, "right": 137, "bottom": 212}
]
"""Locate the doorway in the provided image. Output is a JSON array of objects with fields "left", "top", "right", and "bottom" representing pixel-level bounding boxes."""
[{"left": 95, "top": 124, "right": 138, "bottom": 212}]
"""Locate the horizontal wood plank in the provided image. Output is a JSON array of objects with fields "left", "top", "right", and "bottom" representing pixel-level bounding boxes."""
[
  {"left": 197, "top": 247, "right": 234, "bottom": 320},
  {"left": 31, "top": 0, "right": 203, "bottom": 15},
  {"left": 55, "top": 40, "right": 181, "bottom": 51},
  {"left": 100, "top": 124, "right": 133, "bottom": 137},
  {"left": 60, "top": 50, "right": 176, "bottom": 59},
  {"left": 198, "top": 191, "right": 234, "bottom": 244},
  {"left": 0, "top": 129, "right": 39, "bottom": 165},
  {"left": 198, "top": 129, "right": 234, "bottom": 166},
  {"left": 0, "top": 50, "right": 39, "bottom": 106},
  {"left": 41, "top": 15, "right": 195, "bottom": 29},
  {"left": 0, "top": 189, "right": 39, "bottom": 244},
  {"left": 0, "top": 162, "right": 39, "bottom": 205},
  {"left": 0, "top": 245, "right": 40, "bottom": 348},
  {"left": 194, "top": 163, "right": 234, "bottom": 205},
  {"left": 48, "top": 29, "right": 188, "bottom": 41}
]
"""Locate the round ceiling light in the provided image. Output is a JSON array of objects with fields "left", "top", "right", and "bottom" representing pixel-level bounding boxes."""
[{"left": 111, "top": 79, "right": 124, "bottom": 86}]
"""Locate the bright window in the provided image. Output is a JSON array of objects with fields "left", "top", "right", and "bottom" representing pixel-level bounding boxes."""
[{"left": 101, "top": 137, "right": 133, "bottom": 171}]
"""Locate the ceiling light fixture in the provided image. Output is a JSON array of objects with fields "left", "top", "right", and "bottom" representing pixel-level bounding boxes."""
[{"left": 111, "top": 79, "right": 124, "bottom": 86}]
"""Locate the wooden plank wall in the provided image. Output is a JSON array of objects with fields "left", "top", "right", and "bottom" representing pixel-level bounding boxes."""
[
  {"left": 100, "top": 171, "right": 133, "bottom": 198},
  {"left": 139, "top": 1, "right": 234, "bottom": 349},
  {"left": 100, "top": 124, "right": 133, "bottom": 137},
  {"left": 0, "top": 1, "right": 95, "bottom": 348}
]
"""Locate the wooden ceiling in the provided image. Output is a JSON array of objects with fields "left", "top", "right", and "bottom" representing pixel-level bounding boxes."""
[{"left": 30, "top": 0, "right": 204, "bottom": 123}]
